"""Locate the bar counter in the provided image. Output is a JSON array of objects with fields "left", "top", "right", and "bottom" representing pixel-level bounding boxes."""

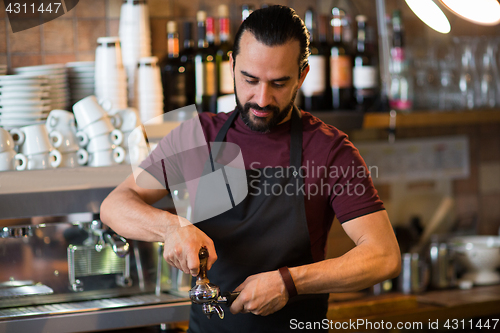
[{"left": 327, "top": 285, "right": 500, "bottom": 331}]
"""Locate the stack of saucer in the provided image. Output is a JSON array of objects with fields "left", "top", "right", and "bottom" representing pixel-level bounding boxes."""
[
  {"left": 66, "top": 62, "right": 95, "bottom": 107},
  {"left": 0, "top": 75, "right": 51, "bottom": 129},
  {"left": 0, "top": 65, "right": 7, "bottom": 75},
  {"left": 12, "top": 64, "right": 70, "bottom": 110}
]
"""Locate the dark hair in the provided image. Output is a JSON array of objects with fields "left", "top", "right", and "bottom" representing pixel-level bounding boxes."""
[{"left": 232, "top": 5, "right": 310, "bottom": 76}]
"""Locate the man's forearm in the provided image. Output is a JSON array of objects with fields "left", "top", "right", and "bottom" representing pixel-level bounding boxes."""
[
  {"left": 289, "top": 211, "right": 401, "bottom": 295},
  {"left": 100, "top": 188, "right": 178, "bottom": 243},
  {"left": 289, "top": 243, "right": 400, "bottom": 295}
]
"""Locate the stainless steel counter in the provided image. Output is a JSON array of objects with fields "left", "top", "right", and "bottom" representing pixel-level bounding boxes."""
[{"left": 0, "top": 293, "right": 191, "bottom": 333}]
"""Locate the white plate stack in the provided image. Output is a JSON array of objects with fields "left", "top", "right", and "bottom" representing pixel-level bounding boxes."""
[
  {"left": 0, "top": 75, "right": 51, "bottom": 129},
  {"left": 94, "top": 37, "right": 128, "bottom": 111},
  {"left": 66, "top": 62, "right": 95, "bottom": 107},
  {"left": 119, "top": 0, "right": 152, "bottom": 106},
  {"left": 0, "top": 65, "right": 7, "bottom": 75},
  {"left": 136, "top": 57, "right": 164, "bottom": 124},
  {"left": 13, "top": 64, "right": 70, "bottom": 110}
]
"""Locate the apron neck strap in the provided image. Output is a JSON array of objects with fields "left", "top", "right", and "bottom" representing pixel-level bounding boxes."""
[{"left": 289, "top": 106, "right": 302, "bottom": 171}]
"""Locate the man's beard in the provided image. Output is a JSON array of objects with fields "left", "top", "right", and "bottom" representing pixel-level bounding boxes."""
[{"left": 235, "top": 84, "right": 298, "bottom": 133}]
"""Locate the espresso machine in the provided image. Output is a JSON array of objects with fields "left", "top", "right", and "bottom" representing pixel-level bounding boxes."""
[{"left": 0, "top": 166, "right": 192, "bottom": 332}]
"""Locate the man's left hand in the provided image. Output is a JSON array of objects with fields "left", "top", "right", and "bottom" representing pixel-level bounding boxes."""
[{"left": 230, "top": 270, "right": 288, "bottom": 316}]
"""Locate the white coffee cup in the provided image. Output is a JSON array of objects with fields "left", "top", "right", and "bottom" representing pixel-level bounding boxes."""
[
  {"left": 46, "top": 110, "right": 82, "bottom": 152},
  {"left": 0, "top": 149, "right": 27, "bottom": 171},
  {"left": 88, "top": 146, "right": 125, "bottom": 167},
  {"left": 73, "top": 95, "right": 111, "bottom": 128},
  {"left": 60, "top": 149, "right": 89, "bottom": 168},
  {"left": 0, "top": 127, "right": 24, "bottom": 153},
  {"left": 26, "top": 149, "right": 62, "bottom": 170},
  {"left": 86, "top": 132, "right": 120, "bottom": 153},
  {"left": 114, "top": 108, "right": 140, "bottom": 132},
  {"left": 46, "top": 109, "right": 76, "bottom": 132},
  {"left": 80, "top": 123, "right": 123, "bottom": 147},
  {"left": 79, "top": 116, "right": 115, "bottom": 138},
  {"left": 18, "top": 124, "right": 63, "bottom": 156}
]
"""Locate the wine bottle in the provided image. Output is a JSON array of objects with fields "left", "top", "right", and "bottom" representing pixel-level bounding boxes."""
[
  {"left": 330, "top": 7, "right": 353, "bottom": 110},
  {"left": 353, "top": 15, "right": 378, "bottom": 112},
  {"left": 217, "top": 4, "right": 234, "bottom": 98},
  {"left": 180, "top": 21, "right": 196, "bottom": 106},
  {"left": 195, "top": 11, "right": 217, "bottom": 113},
  {"left": 160, "top": 21, "right": 187, "bottom": 112},
  {"left": 301, "top": 8, "right": 329, "bottom": 111}
]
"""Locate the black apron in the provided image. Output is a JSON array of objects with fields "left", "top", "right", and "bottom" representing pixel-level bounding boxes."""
[{"left": 187, "top": 107, "right": 329, "bottom": 333}]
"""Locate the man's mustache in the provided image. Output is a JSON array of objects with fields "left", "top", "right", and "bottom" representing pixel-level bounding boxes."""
[{"left": 244, "top": 103, "right": 280, "bottom": 113}]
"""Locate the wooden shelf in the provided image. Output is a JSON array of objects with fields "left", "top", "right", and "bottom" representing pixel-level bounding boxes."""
[{"left": 363, "top": 109, "right": 500, "bottom": 129}]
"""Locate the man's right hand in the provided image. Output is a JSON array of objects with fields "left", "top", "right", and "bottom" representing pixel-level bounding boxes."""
[{"left": 162, "top": 216, "right": 217, "bottom": 277}]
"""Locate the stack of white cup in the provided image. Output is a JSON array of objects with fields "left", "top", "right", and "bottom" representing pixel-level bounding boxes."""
[
  {"left": 73, "top": 96, "right": 125, "bottom": 167},
  {"left": 0, "top": 127, "right": 27, "bottom": 171},
  {"left": 108, "top": 107, "right": 149, "bottom": 165},
  {"left": 45, "top": 110, "right": 89, "bottom": 168},
  {"left": 136, "top": 57, "right": 164, "bottom": 124},
  {"left": 16, "top": 124, "right": 62, "bottom": 170},
  {"left": 119, "top": 0, "right": 152, "bottom": 107},
  {"left": 94, "top": 37, "right": 128, "bottom": 111}
]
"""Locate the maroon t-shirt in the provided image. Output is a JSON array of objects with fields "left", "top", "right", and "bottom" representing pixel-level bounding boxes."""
[{"left": 140, "top": 110, "right": 384, "bottom": 262}]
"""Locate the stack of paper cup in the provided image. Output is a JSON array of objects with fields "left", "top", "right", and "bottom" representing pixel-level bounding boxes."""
[
  {"left": 66, "top": 62, "right": 95, "bottom": 106},
  {"left": 119, "top": 0, "right": 152, "bottom": 106},
  {"left": 73, "top": 95, "right": 125, "bottom": 167},
  {"left": 16, "top": 124, "right": 62, "bottom": 170},
  {"left": 0, "top": 127, "right": 27, "bottom": 171},
  {"left": 94, "top": 37, "right": 128, "bottom": 111},
  {"left": 136, "top": 57, "right": 163, "bottom": 124},
  {"left": 45, "top": 110, "right": 89, "bottom": 168}
]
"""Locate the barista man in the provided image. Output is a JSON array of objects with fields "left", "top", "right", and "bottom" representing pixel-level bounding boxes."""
[{"left": 101, "top": 5, "right": 400, "bottom": 332}]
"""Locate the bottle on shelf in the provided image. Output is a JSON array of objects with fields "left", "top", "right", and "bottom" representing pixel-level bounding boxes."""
[
  {"left": 160, "top": 21, "right": 187, "bottom": 113},
  {"left": 388, "top": 9, "right": 413, "bottom": 112},
  {"left": 195, "top": 11, "right": 217, "bottom": 113},
  {"left": 330, "top": 7, "right": 353, "bottom": 110},
  {"left": 300, "top": 7, "right": 330, "bottom": 111},
  {"left": 216, "top": 4, "right": 234, "bottom": 99},
  {"left": 179, "top": 21, "right": 197, "bottom": 107},
  {"left": 353, "top": 15, "right": 379, "bottom": 112}
]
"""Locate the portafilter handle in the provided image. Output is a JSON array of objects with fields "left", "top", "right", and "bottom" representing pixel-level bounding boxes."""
[{"left": 196, "top": 246, "right": 209, "bottom": 285}]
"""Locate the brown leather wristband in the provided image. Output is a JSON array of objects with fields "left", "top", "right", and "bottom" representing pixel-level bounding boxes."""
[{"left": 278, "top": 266, "right": 297, "bottom": 299}]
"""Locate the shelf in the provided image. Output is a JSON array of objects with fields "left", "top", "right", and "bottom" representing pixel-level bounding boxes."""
[
  {"left": 0, "top": 166, "right": 172, "bottom": 220},
  {"left": 363, "top": 109, "right": 500, "bottom": 129}
]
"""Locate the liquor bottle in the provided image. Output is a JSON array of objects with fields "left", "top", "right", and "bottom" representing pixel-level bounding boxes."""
[
  {"left": 330, "top": 7, "right": 353, "bottom": 110},
  {"left": 180, "top": 21, "right": 196, "bottom": 106},
  {"left": 195, "top": 11, "right": 217, "bottom": 113},
  {"left": 300, "top": 8, "right": 329, "bottom": 111},
  {"left": 353, "top": 15, "right": 378, "bottom": 112},
  {"left": 160, "top": 21, "right": 187, "bottom": 112},
  {"left": 388, "top": 10, "right": 413, "bottom": 112},
  {"left": 217, "top": 4, "right": 234, "bottom": 98}
]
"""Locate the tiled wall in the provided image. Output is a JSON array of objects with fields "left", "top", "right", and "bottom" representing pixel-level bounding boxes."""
[{"left": 0, "top": 0, "right": 499, "bottom": 236}]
